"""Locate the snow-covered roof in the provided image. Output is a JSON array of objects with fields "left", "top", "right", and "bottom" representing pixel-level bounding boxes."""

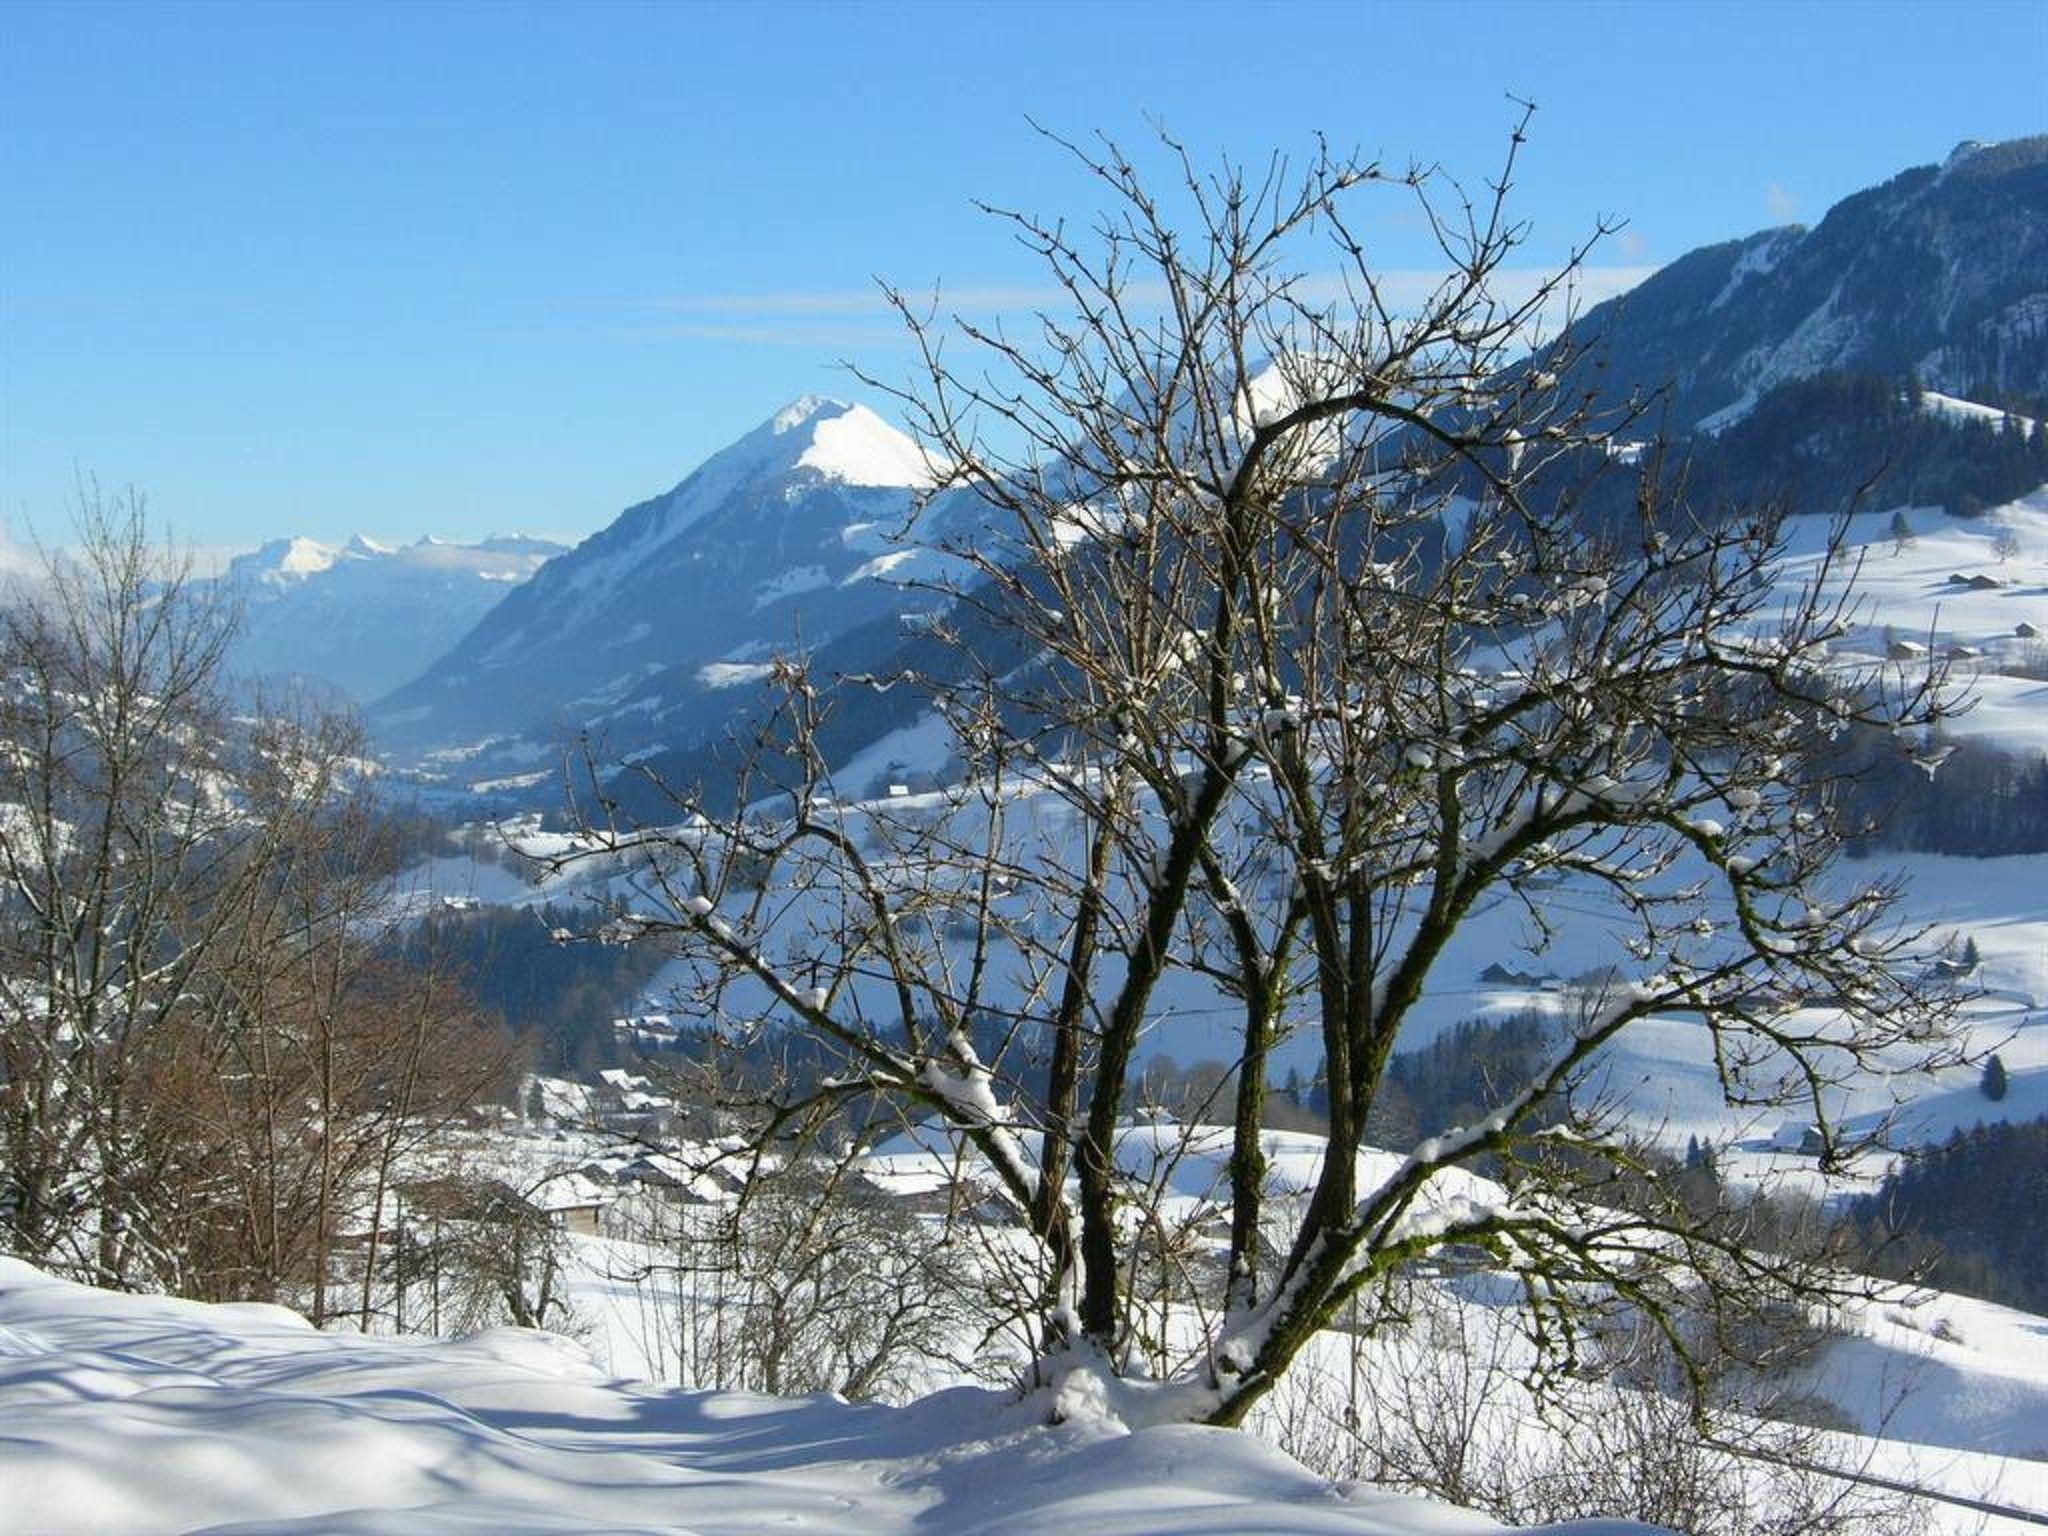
[{"left": 528, "top": 1170, "right": 611, "bottom": 1213}]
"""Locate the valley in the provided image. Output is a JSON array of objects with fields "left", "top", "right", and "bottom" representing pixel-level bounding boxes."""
[{"left": 2, "top": 46, "right": 2044, "bottom": 1532}]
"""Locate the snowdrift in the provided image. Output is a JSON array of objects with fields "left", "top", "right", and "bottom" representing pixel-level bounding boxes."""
[{"left": 0, "top": 1258, "right": 1660, "bottom": 1535}]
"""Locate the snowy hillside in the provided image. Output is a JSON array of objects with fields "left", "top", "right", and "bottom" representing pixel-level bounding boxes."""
[
  {"left": 424, "top": 480, "right": 2048, "bottom": 1205},
  {"left": 222, "top": 533, "right": 564, "bottom": 701},
  {"left": 370, "top": 397, "right": 964, "bottom": 775},
  {"left": 1552, "top": 134, "right": 2047, "bottom": 432},
  {"left": 0, "top": 1257, "right": 1658, "bottom": 1536},
  {"left": 1770, "top": 485, "right": 2048, "bottom": 756},
  {"left": 22, "top": 1072, "right": 2030, "bottom": 1534}
]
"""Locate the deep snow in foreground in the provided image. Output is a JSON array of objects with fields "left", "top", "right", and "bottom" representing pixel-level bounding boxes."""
[{"left": 0, "top": 1258, "right": 1657, "bottom": 1536}]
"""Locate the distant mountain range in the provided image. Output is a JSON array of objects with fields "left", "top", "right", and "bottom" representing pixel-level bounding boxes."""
[
  {"left": 368, "top": 396, "right": 968, "bottom": 770},
  {"left": 261, "top": 135, "right": 2046, "bottom": 804},
  {"left": 221, "top": 533, "right": 564, "bottom": 701}
]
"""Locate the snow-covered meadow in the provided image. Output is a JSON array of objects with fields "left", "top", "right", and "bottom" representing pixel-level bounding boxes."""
[
  {"left": 0, "top": 1255, "right": 1660, "bottom": 1536},
  {"left": 6, "top": 1160, "right": 2047, "bottom": 1535}
]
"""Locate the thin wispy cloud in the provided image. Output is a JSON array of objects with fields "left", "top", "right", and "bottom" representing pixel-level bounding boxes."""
[
  {"left": 644, "top": 285, "right": 1077, "bottom": 317},
  {"left": 624, "top": 266, "right": 1658, "bottom": 348},
  {"left": 1765, "top": 181, "right": 1801, "bottom": 221},
  {"left": 619, "top": 320, "right": 913, "bottom": 349}
]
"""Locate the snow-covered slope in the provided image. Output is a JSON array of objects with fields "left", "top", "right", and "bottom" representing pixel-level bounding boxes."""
[
  {"left": 464, "top": 1110, "right": 2048, "bottom": 1531},
  {"left": 370, "top": 398, "right": 963, "bottom": 771},
  {"left": 0, "top": 1257, "right": 1657, "bottom": 1536},
  {"left": 489, "top": 478, "right": 2045, "bottom": 1209},
  {"left": 1771, "top": 484, "right": 2048, "bottom": 756},
  {"left": 1553, "top": 135, "right": 2047, "bottom": 432},
  {"left": 222, "top": 533, "right": 564, "bottom": 701}
]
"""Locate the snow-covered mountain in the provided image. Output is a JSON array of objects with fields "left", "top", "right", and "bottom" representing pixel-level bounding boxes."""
[
  {"left": 598, "top": 141, "right": 2046, "bottom": 817},
  {"left": 370, "top": 396, "right": 959, "bottom": 763},
  {"left": 222, "top": 533, "right": 565, "bottom": 701},
  {"left": 372, "top": 140, "right": 2048, "bottom": 802},
  {"left": 1554, "top": 135, "right": 2047, "bottom": 432}
]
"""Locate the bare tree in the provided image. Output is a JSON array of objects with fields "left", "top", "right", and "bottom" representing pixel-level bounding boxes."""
[
  {"left": 0, "top": 491, "right": 263, "bottom": 1286},
  {"left": 559, "top": 118, "right": 1966, "bottom": 1426},
  {"left": 1258, "top": 1276, "right": 1928, "bottom": 1536},
  {"left": 583, "top": 1048, "right": 1021, "bottom": 1401},
  {"left": 393, "top": 1169, "right": 577, "bottom": 1336},
  {"left": 677, "top": 1150, "right": 1003, "bottom": 1401},
  {"left": 0, "top": 494, "right": 510, "bottom": 1309}
]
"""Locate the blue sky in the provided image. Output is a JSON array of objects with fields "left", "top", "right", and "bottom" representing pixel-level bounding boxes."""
[{"left": 3, "top": 0, "right": 2043, "bottom": 551}]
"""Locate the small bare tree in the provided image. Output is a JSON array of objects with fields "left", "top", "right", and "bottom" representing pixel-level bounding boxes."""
[
  {"left": 1258, "top": 1276, "right": 1928, "bottom": 1536},
  {"left": 0, "top": 492, "right": 264, "bottom": 1286},
  {"left": 560, "top": 117, "right": 1965, "bottom": 1427},
  {"left": 394, "top": 1171, "right": 577, "bottom": 1335},
  {"left": 586, "top": 1054, "right": 1021, "bottom": 1401},
  {"left": 680, "top": 1152, "right": 1002, "bottom": 1401},
  {"left": 0, "top": 495, "right": 510, "bottom": 1308}
]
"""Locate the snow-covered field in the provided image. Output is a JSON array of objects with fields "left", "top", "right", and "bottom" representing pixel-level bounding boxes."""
[
  {"left": 1775, "top": 487, "right": 2048, "bottom": 755},
  {"left": 329, "top": 1100, "right": 2045, "bottom": 1534},
  {"left": 1261, "top": 1270, "right": 2048, "bottom": 1536},
  {"left": 0, "top": 1256, "right": 1659, "bottom": 1536},
  {"left": 489, "top": 486, "right": 2040, "bottom": 1187},
  {"left": 7, "top": 1226, "right": 2046, "bottom": 1534}
]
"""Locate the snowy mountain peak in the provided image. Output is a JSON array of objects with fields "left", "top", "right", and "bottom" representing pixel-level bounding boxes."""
[
  {"left": 230, "top": 536, "right": 340, "bottom": 584},
  {"left": 218, "top": 532, "right": 565, "bottom": 700},
  {"left": 800, "top": 403, "right": 933, "bottom": 487},
  {"left": 770, "top": 393, "right": 845, "bottom": 433},
  {"left": 371, "top": 395, "right": 950, "bottom": 754},
  {"left": 708, "top": 396, "right": 932, "bottom": 490}
]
